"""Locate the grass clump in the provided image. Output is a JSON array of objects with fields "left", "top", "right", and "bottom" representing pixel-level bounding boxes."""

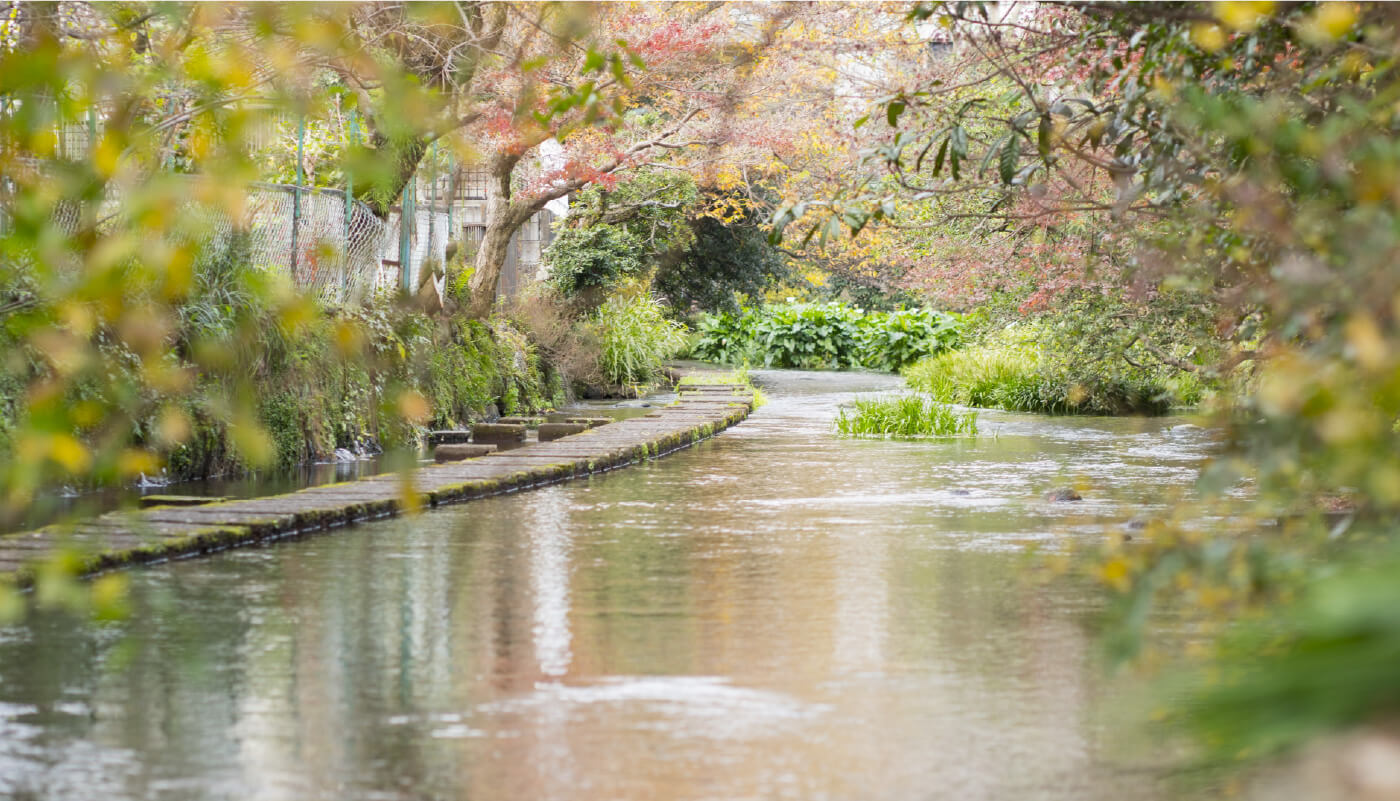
[
  {"left": 590, "top": 284, "right": 689, "bottom": 389},
  {"left": 834, "top": 393, "right": 978, "bottom": 438}
]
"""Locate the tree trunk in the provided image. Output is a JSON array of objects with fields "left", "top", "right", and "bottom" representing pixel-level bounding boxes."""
[
  {"left": 464, "top": 212, "right": 516, "bottom": 318},
  {"left": 465, "top": 153, "right": 532, "bottom": 319}
]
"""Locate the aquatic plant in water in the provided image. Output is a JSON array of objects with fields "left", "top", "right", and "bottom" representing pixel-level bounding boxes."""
[{"left": 833, "top": 394, "right": 977, "bottom": 438}]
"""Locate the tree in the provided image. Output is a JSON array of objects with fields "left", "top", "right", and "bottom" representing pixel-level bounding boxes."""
[
  {"left": 786, "top": 0, "right": 1400, "bottom": 770},
  {"left": 454, "top": 4, "right": 801, "bottom": 318}
]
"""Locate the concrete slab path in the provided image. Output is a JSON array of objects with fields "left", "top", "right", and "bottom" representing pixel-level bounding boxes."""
[{"left": 0, "top": 384, "right": 755, "bottom": 586}]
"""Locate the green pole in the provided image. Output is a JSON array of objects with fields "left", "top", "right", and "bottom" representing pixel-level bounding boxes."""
[
  {"left": 291, "top": 116, "right": 305, "bottom": 275},
  {"left": 343, "top": 111, "right": 357, "bottom": 303},
  {"left": 399, "top": 174, "right": 414, "bottom": 292},
  {"left": 428, "top": 141, "right": 437, "bottom": 267},
  {"left": 344, "top": 112, "right": 356, "bottom": 247},
  {"left": 446, "top": 152, "right": 454, "bottom": 241},
  {"left": 87, "top": 106, "right": 97, "bottom": 156}
]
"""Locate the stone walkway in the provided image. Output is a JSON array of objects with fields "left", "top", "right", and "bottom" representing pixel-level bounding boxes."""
[{"left": 0, "top": 384, "right": 754, "bottom": 587}]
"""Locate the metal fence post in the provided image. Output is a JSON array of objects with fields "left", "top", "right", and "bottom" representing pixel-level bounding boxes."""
[
  {"left": 291, "top": 116, "right": 305, "bottom": 275},
  {"left": 428, "top": 140, "right": 437, "bottom": 268},
  {"left": 446, "top": 152, "right": 454, "bottom": 245},
  {"left": 343, "top": 111, "right": 356, "bottom": 303},
  {"left": 399, "top": 174, "right": 414, "bottom": 292}
]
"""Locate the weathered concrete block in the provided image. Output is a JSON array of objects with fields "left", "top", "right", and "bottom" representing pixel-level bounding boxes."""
[
  {"left": 427, "top": 429, "right": 473, "bottom": 446},
  {"left": 434, "top": 443, "right": 498, "bottom": 463},
  {"left": 471, "top": 423, "right": 527, "bottom": 444},
  {"left": 565, "top": 417, "right": 613, "bottom": 428},
  {"left": 538, "top": 422, "right": 589, "bottom": 441},
  {"left": 138, "top": 495, "right": 227, "bottom": 508},
  {"left": 498, "top": 416, "right": 543, "bottom": 427}
]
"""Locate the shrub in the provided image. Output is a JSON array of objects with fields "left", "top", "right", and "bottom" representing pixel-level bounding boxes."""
[
  {"left": 690, "top": 310, "right": 758, "bottom": 365},
  {"left": 834, "top": 393, "right": 978, "bottom": 437},
  {"left": 654, "top": 194, "right": 789, "bottom": 314},
  {"left": 750, "top": 302, "right": 866, "bottom": 369},
  {"left": 691, "top": 301, "right": 961, "bottom": 371},
  {"left": 590, "top": 286, "right": 689, "bottom": 387},
  {"left": 858, "top": 307, "right": 963, "bottom": 371},
  {"left": 546, "top": 225, "right": 647, "bottom": 297}
]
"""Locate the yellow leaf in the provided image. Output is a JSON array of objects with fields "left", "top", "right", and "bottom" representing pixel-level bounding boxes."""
[
  {"left": 333, "top": 319, "right": 364, "bottom": 357},
  {"left": 231, "top": 422, "right": 275, "bottom": 467},
  {"left": 1345, "top": 314, "right": 1388, "bottom": 370},
  {"left": 1098, "top": 557, "right": 1131, "bottom": 593},
  {"left": 117, "top": 449, "right": 160, "bottom": 478},
  {"left": 1302, "top": 2, "right": 1357, "bottom": 42},
  {"left": 71, "top": 400, "right": 103, "bottom": 428},
  {"left": 1215, "top": 1, "right": 1275, "bottom": 33},
  {"left": 156, "top": 406, "right": 192, "bottom": 446},
  {"left": 94, "top": 134, "right": 122, "bottom": 177},
  {"left": 50, "top": 435, "right": 92, "bottom": 475},
  {"left": 398, "top": 390, "right": 431, "bottom": 425},
  {"left": 90, "top": 573, "right": 130, "bottom": 621},
  {"left": 1191, "top": 22, "right": 1227, "bottom": 52}
]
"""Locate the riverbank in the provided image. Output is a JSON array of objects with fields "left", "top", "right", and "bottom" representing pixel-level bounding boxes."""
[{"left": 0, "top": 381, "right": 754, "bottom": 587}]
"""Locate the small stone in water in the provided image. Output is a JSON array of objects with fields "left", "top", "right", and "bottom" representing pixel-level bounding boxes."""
[{"left": 1044, "top": 488, "right": 1083, "bottom": 502}]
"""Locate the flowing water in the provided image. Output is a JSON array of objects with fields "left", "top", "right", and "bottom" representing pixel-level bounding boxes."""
[{"left": 0, "top": 369, "right": 1225, "bottom": 801}]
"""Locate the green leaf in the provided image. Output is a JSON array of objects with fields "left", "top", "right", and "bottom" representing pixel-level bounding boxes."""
[
  {"left": 999, "top": 134, "right": 1021, "bottom": 184},
  {"left": 950, "top": 125, "right": 968, "bottom": 157},
  {"left": 932, "top": 137, "right": 949, "bottom": 175},
  {"left": 583, "top": 50, "right": 606, "bottom": 74},
  {"left": 887, "top": 99, "right": 906, "bottom": 128}
]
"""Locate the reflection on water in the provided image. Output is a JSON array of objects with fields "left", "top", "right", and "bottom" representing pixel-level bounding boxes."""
[{"left": 0, "top": 369, "right": 1223, "bottom": 800}]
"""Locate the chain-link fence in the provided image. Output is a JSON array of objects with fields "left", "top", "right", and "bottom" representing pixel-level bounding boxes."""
[
  {"left": 12, "top": 128, "right": 552, "bottom": 305},
  {"left": 245, "top": 183, "right": 388, "bottom": 304}
]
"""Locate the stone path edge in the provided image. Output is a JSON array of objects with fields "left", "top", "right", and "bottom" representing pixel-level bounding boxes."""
[{"left": 0, "top": 386, "right": 756, "bottom": 588}]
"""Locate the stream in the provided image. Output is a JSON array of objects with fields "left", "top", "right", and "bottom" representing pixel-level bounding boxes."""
[{"left": 0, "top": 368, "right": 1224, "bottom": 800}]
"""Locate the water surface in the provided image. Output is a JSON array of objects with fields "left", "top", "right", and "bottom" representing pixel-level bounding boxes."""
[{"left": 0, "top": 369, "right": 1221, "bottom": 800}]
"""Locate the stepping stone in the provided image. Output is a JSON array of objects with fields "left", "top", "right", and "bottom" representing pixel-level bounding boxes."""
[
  {"left": 434, "top": 443, "right": 497, "bottom": 463},
  {"left": 138, "top": 495, "right": 227, "bottom": 508},
  {"left": 471, "top": 423, "right": 526, "bottom": 445},
  {"left": 565, "top": 417, "right": 613, "bottom": 428},
  {"left": 427, "top": 430, "right": 473, "bottom": 446},
  {"left": 538, "top": 422, "right": 589, "bottom": 442},
  {"left": 498, "top": 416, "right": 543, "bottom": 427}
]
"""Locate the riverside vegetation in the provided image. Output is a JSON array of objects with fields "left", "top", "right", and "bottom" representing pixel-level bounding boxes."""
[
  {"left": 903, "top": 314, "right": 1207, "bottom": 416},
  {"left": 691, "top": 302, "right": 962, "bottom": 371}
]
